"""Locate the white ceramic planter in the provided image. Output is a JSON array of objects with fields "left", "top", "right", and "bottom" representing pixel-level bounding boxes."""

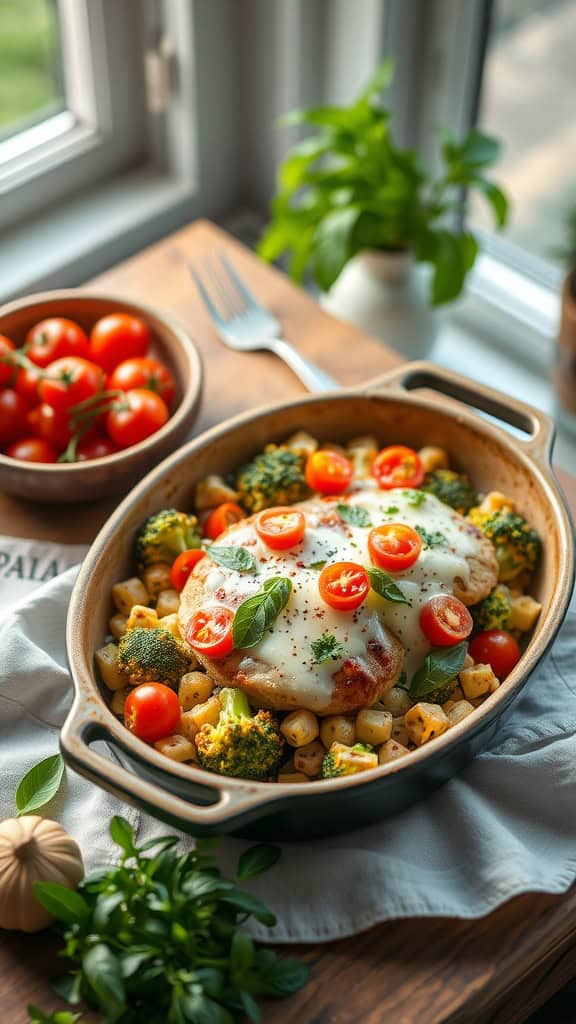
[{"left": 321, "top": 250, "right": 438, "bottom": 360}]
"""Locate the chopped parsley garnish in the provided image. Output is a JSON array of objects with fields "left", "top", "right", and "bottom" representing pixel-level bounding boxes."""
[
  {"left": 311, "top": 633, "right": 345, "bottom": 664},
  {"left": 382, "top": 505, "right": 399, "bottom": 515},
  {"left": 415, "top": 525, "right": 447, "bottom": 548},
  {"left": 336, "top": 502, "right": 372, "bottom": 527},
  {"left": 405, "top": 490, "right": 426, "bottom": 507},
  {"left": 308, "top": 560, "right": 327, "bottom": 570}
]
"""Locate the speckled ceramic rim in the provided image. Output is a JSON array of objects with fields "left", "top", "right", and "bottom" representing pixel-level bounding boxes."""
[{"left": 63, "top": 361, "right": 575, "bottom": 829}]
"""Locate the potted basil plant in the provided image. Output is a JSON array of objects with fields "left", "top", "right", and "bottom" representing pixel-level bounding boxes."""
[
  {"left": 259, "top": 61, "right": 509, "bottom": 357},
  {"left": 554, "top": 204, "right": 576, "bottom": 434}
]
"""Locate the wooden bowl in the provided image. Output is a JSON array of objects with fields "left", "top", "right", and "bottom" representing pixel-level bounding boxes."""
[
  {"left": 0, "top": 290, "right": 203, "bottom": 502},
  {"left": 64, "top": 363, "right": 574, "bottom": 838}
]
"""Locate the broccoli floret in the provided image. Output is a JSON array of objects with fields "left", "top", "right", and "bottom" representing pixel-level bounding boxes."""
[
  {"left": 471, "top": 584, "right": 512, "bottom": 632},
  {"left": 118, "top": 627, "right": 193, "bottom": 686},
  {"left": 135, "top": 509, "right": 200, "bottom": 571},
  {"left": 467, "top": 508, "right": 541, "bottom": 582},
  {"left": 422, "top": 469, "right": 477, "bottom": 514},
  {"left": 322, "top": 742, "right": 376, "bottom": 779},
  {"left": 236, "top": 444, "right": 309, "bottom": 513},
  {"left": 195, "top": 688, "right": 284, "bottom": 780}
]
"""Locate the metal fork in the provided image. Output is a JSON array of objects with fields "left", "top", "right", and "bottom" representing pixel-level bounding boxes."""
[{"left": 190, "top": 252, "right": 337, "bottom": 392}]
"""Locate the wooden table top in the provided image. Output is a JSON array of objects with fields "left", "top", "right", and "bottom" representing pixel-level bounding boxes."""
[{"left": 1, "top": 219, "right": 575, "bottom": 1024}]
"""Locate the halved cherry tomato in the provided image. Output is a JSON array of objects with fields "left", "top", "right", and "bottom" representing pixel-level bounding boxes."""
[
  {"left": 39, "top": 357, "right": 104, "bottom": 413},
  {"left": 108, "top": 356, "right": 175, "bottom": 406},
  {"left": 305, "top": 450, "right": 353, "bottom": 495},
  {"left": 0, "top": 389, "right": 30, "bottom": 446},
  {"left": 106, "top": 389, "right": 169, "bottom": 448},
  {"left": 90, "top": 313, "right": 150, "bottom": 373},
  {"left": 170, "top": 548, "right": 206, "bottom": 591},
  {"left": 468, "top": 630, "right": 521, "bottom": 679},
  {"left": 25, "top": 318, "right": 90, "bottom": 367},
  {"left": 203, "top": 502, "right": 245, "bottom": 540},
  {"left": 420, "top": 594, "right": 473, "bottom": 646},
  {"left": 27, "top": 403, "right": 72, "bottom": 450},
  {"left": 255, "top": 506, "right": 306, "bottom": 550},
  {"left": 368, "top": 523, "right": 422, "bottom": 572},
  {"left": 124, "top": 682, "right": 181, "bottom": 743},
  {"left": 185, "top": 607, "right": 235, "bottom": 658},
  {"left": 75, "top": 435, "right": 120, "bottom": 461},
  {"left": 372, "top": 445, "right": 424, "bottom": 490},
  {"left": 4, "top": 437, "right": 58, "bottom": 463},
  {"left": 318, "top": 561, "right": 370, "bottom": 611},
  {"left": 0, "top": 336, "right": 16, "bottom": 386},
  {"left": 15, "top": 365, "right": 42, "bottom": 404}
]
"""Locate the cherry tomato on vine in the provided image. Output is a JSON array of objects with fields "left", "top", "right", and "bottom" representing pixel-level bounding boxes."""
[
  {"left": 108, "top": 356, "right": 175, "bottom": 406},
  {"left": 15, "top": 365, "right": 42, "bottom": 405},
  {"left": 368, "top": 523, "right": 422, "bottom": 572},
  {"left": 123, "top": 683, "right": 181, "bottom": 743},
  {"left": 0, "top": 389, "right": 30, "bottom": 446},
  {"left": 106, "top": 388, "right": 168, "bottom": 448},
  {"left": 75, "top": 435, "right": 120, "bottom": 461},
  {"left": 372, "top": 446, "right": 424, "bottom": 490},
  {"left": 203, "top": 502, "right": 245, "bottom": 540},
  {"left": 27, "top": 403, "right": 72, "bottom": 450},
  {"left": 185, "top": 607, "right": 235, "bottom": 658},
  {"left": 25, "top": 318, "right": 90, "bottom": 367},
  {"left": 419, "top": 594, "right": 473, "bottom": 646},
  {"left": 255, "top": 506, "right": 306, "bottom": 550},
  {"left": 468, "top": 630, "right": 521, "bottom": 679},
  {"left": 0, "top": 335, "right": 16, "bottom": 386},
  {"left": 305, "top": 449, "right": 353, "bottom": 495},
  {"left": 90, "top": 313, "right": 150, "bottom": 373},
  {"left": 39, "top": 357, "right": 104, "bottom": 414},
  {"left": 4, "top": 437, "right": 58, "bottom": 463},
  {"left": 170, "top": 549, "right": 206, "bottom": 591},
  {"left": 318, "top": 561, "right": 370, "bottom": 611}
]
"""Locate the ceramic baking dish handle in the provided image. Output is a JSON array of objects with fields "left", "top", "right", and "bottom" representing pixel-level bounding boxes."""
[
  {"left": 60, "top": 697, "right": 276, "bottom": 830},
  {"left": 365, "top": 361, "right": 555, "bottom": 465}
]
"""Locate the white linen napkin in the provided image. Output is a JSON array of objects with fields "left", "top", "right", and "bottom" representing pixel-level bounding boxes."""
[{"left": 1, "top": 566, "right": 575, "bottom": 944}]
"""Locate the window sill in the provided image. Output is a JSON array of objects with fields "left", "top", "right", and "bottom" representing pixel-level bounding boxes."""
[{"left": 0, "top": 167, "right": 201, "bottom": 305}]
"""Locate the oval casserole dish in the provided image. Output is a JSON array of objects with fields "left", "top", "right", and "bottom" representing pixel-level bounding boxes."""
[{"left": 64, "top": 362, "right": 575, "bottom": 839}]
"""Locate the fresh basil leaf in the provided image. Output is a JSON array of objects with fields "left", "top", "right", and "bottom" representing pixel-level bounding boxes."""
[
  {"left": 236, "top": 844, "right": 281, "bottom": 881},
  {"left": 207, "top": 545, "right": 256, "bottom": 573},
  {"left": 16, "top": 753, "right": 65, "bottom": 816},
  {"left": 415, "top": 525, "right": 446, "bottom": 548},
  {"left": 312, "top": 206, "right": 361, "bottom": 292},
  {"left": 82, "top": 944, "right": 125, "bottom": 1013},
  {"left": 336, "top": 502, "right": 372, "bottom": 527},
  {"left": 409, "top": 642, "right": 468, "bottom": 697},
  {"left": 221, "top": 890, "right": 277, "bottom": 927},
  {"left": 232, "top": 577, "right": 292, "bottom": 649},
  {"left": 231, "top": 929, "right": 255, "bottom": 975},
  {"left": 367, "top": 567, "right": 411, "bottom": 606},
  {"left": 34, "top": 883, "right": 90, "bottom": 927},
  {"left": 109, "top": 815, "right": 135, "bottom": 854},
  {"left": 310, "top": 633, "right": 345, "bottom": 664}
]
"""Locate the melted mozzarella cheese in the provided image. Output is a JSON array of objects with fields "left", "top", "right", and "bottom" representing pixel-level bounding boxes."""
[{"left": 201, "top": 487, "right": 480, "bottom": 706}]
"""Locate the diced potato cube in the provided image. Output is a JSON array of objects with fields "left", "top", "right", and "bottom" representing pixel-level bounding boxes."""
[
  {"left": 511, "top": 594, "right": 541, "bottom": 632},
  {"left": 109, "top": 613, "right": 128, "bottom": 641},
  {"left": 479, "top": 490, "right": 515, "bottom": 514},
  {"left": 156, "top": 589, "right": 180, "bottom": 618},
  {"left": 142, "top": 562, "right": 173, "bottom": 598},
  {"left": 327, "top": 742, "right": 378, "bottom": 774},
  {"left": 277, "top": 771, "right": 310, "bottom": 783},
  {"left": 460, "top": 663, "right": 500, "bottom": 699},
  {"left": 447, "top": 700, "right": 475, "bottom": 726},
  {"left": 391, "top": 718, "right": 410, "bottom": 746},
  {"left": 294, "top": 740, "right": 325, "bottom": 777},
  {"left": 379, "top": 739, "right": 410, "bottom": 764},
  {"left": 379, "top": 686, "right": 413, "bottom": 717},
  {"left": 126, "top": 605, "right": 159, "bottom": 631},
  {"left": 158, "top": 613, "right": 183, "bottom": 639},
  {"left": 280, "top": 709, "right": 319, "bottom": 747},
  {"left": 418, "top": 446, "right": 449, "bottom": 473},
  {"left": 179, "top": 709, "right": 199, "bottom": 742},
  {"left": 286, "top": 431, "right": 318, "bottom": 459},
  {"left": 154, "top": 734, "right": 197, "bottom": 762},
  {"left": 356, "top": 708, "right": 393, "bottom": 746},
  {"left": 449, "top": 683, "right": 465, "bottom": 701},
  {"left": 320, "top": 715, "right": 356, "bottom": 749},
  {"left": 404, "top": 703, "right": 449, "bottom": 746},
  {"left": 112, "top": 577, "right": 150, "bottom": 615},
  {"left": 95, "top": 643, "right": 125, "bottom": 691},
  {"left": 195, "top": 474, "right": 240, "bottom": 511},
  {"left": 189, "top": 695, "right": 221, "bottom": 730},
  {"left": 179, "top": 672, "right": 214, "bottom": 711},
  {"left": 110, "top": 686, "right": 131, "bottom": 716},
  {"left": 347, "top": 436, "right": 379, "bottom": 479}
]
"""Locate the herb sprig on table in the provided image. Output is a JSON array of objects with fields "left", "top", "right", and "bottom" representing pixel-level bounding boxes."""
[{"left": 30, "top": 816, "right": 308, "bottom": 1024}]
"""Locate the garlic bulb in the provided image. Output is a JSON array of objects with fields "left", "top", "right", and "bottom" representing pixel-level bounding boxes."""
[{"left": 0, "top": 816, "right": 84, "bottom": 932}]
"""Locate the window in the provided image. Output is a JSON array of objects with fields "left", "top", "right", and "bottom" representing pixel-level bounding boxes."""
[{"left": 0, "top": 0, "right": 65, "bottom": 141}]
